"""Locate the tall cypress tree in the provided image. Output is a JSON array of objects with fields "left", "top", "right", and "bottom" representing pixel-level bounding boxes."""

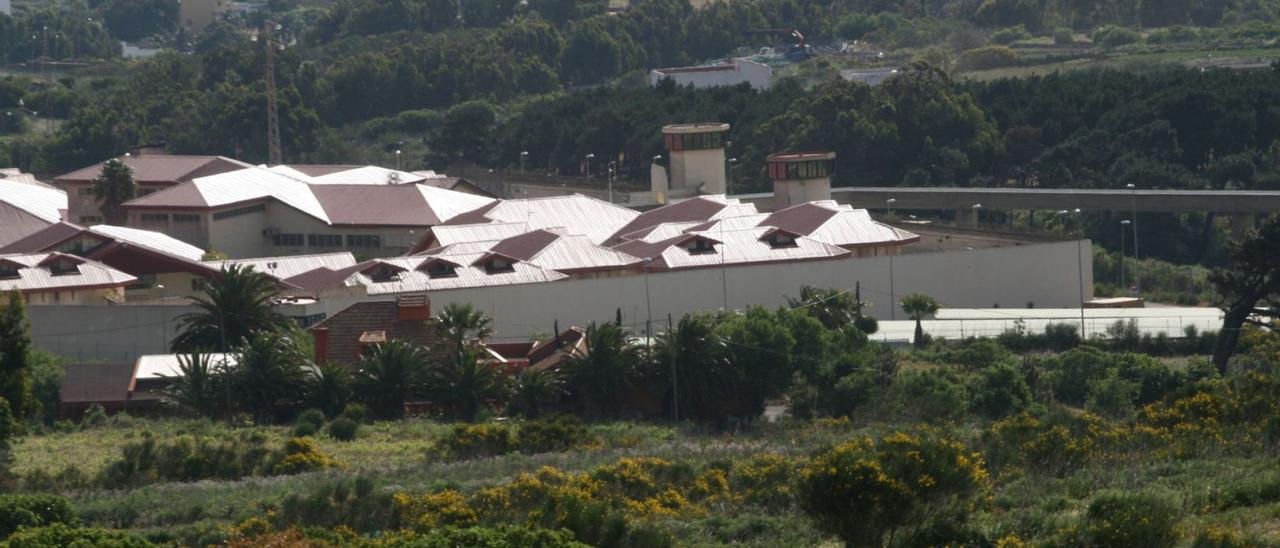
[{"left": 0, "top": 291, "right": 33, "bottom": 426}]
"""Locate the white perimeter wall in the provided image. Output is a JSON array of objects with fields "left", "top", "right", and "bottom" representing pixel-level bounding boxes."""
[{"left": 27, "top": 240, "right": 1091, "bottom": 360}]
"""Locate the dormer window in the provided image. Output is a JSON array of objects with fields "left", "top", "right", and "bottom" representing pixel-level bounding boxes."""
[
  {"left": 48, "top": 260, "right": 80, "bottom": 276},
  {"left": 0, "top": 265, "right": 18, "bottom": 280},
  {"left": 484, "top": 257, "right": 516, "bottom": 274},
  {"left": 765, "top": 231, "right": 799, "bottom": 249},
  {"left": 367, "top": 265, "right": 403, "bottom": 283},
  {"left": 683, "top": 238, "right": 717, "bottom": 255},
  {"left": 424, "top": 261, "right": 458, "bottom": 279}
]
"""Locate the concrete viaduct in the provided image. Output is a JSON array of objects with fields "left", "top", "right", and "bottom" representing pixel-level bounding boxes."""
[{"left": 736, "top": 187, "right": 1280, "bottom": 232}]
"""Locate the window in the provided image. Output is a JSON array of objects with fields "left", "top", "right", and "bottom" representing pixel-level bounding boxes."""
[
  {"left": 0, "top": 265, "right": 18, "bottom": 279},
  {"left": 768, "top": 159, "right": 832, "bottom": 180},
  {"left": 212, "top": 203, "right": 265, "bottom": 220},
  {"left": 78, "top": 216, "right": 103, "bottom": 224},
  {"left": 370, "top": 267, "right": 401, "bottom": 283},
  {"left": 424, "top": 261, "right": 458, "bottom": 279},
  {"left": 308, "top": 234, "right": 343, "bottom": 248},
  {"left": 77, "top": 187, "right": 95, "bottom": 196},
  {"left": 664, "top": 130, "right": 724, "bottom": 151},
  {"left": 48, "top": 260, "right": 79, "bottom": 276},
  {"left": 766, "top": 232, "right": 799, "bottom": 249},
  {"left": 140, "top": 213, "right": 169, "bottom": 223},
  {"left": 173, "top": 213, "right": 200, "bottom": 223},
  {"left": 272, "top": 233, "right": 304, "bottom": 247},
  {"left": 346, "top": 235, "right": 381, "bottom": 248},
  {"left": 683, "top": 238, "right": 716, "bottom": 255},
  {"left": 191, "top": 278, "right": 206, "bottom": 292},
  {"left": 483, "top": 257, "right": 515, "bottom": 274}
]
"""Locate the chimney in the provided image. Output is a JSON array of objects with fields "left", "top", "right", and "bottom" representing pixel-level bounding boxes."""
[
  {"left": 768, "top": 151, "right": 835, "bottom": 210},
  {"left": 397, "top": 294, "right": 431, "bottom": 321},
  {"left": 661, "top": 123, "right": 729, "bottom": 195}
]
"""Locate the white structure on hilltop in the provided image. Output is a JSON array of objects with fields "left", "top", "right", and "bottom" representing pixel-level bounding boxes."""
[{"left": 650, "top": 58, "right": 772, "bottom": 91}]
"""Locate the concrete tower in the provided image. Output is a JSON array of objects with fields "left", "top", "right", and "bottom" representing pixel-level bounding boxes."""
[
  {"left": 661, "top": 123, "right": 729, "bottom": 195},
  {"left": 768, "top": 151, "right": 835, "bottom": 210}
]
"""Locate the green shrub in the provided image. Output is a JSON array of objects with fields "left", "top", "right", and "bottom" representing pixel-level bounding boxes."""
[
  {"left": 80, "top": 404, "right": 108, "bottom": 429},
  {"left": 991, "top": 25, "right": 1031, "bottom": 45},
  {"left": 436, "top": 424, "right": 516, "bottom": 460},
  {"left": 292, "top": 421, "right": 320, "bottom": 438},
  {"left": 969, "top": 363, "right": 1033, "bottom": 418},
  {"left": 955, "top": 45, "right": 1022, "bottom": 71},
  {"left": 0, "top": 494, "right": 78, "bottom": 538},
  {"left": 1053, "top": 27, "right": 1074, "bottom": 45},
  {"left": 893, "top": 369, "right": 968, "bottom": 421},
  {"left": 1093, "top": 26, "right": 1141, "bottom": 49},
  {"left": 515, "top": 416, "right": 592, "bottom": 454},
  {"left": 276, "top": 477, "right": 396, "bottom": 533},
  {"left": 1085, "top": 371, "right": 1140, "bottom": 419},
  {"left": 99, "top": 432, "right": 275, "bottom": 488},
  {"left": 340, "top": 403, "right": 368, "bottom": 423},
  {"left": 379, "top": 525, "right": 589, "bottom": 547},
  {"left": 1147, "top": 25, "right": 1199, "bottom": 44},
  {"left": 0, "top": 523, "right": 153, "bottom": 547},
  {"left": 296, "top": 408, "right": 325, "bottom": 430},
  {"left": 937, "top": 338, "right": 1014, "bottom": 370},
  {"left": 327, "top": 417, "right": 360, "bottom": 442},
  {"left": 1047, "top": 346, "right": 1112, "bottom": 405},
  {"left": 1084, "top": 490, "right": 1181, "bottom": 547}
]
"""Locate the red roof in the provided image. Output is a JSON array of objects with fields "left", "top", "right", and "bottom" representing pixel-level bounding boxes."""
[
  {"left": 55, "top": 155, "right": 250, "bottom": 185},
  {"left": 312, "top": 184, "right": 451, "bottom": 226},
  {"left": 758, "top": 202, "right": 840, "bottom": 236},
  {"left": 0, "top": 222, "right": 87, "bottom": 254},
  {"left": 608, "top": 196, "right": 728, "bottom": 244}
]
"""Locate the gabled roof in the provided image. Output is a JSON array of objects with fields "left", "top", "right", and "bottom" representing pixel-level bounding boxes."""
[
  {"left": 0, "top": 221, "right": 83, "bottom": 253},
  {"left": 55, "top": 155, "right": 252, "bottom": 185},
  {"left": 0, "top": 175, "right": 67, "bottom": 224},
  {"left": 287, "top": 253, "right": 569, "bottom": 295},
  {"left": 608, "top": 195, "right": 740, "bottom": 244},
  {"left": 0, "top": 252, "right": 137, "bottom": 293},
  {"left": 758, "top": 201, "right": 919, "bottom": 248},
  {"left": 615, "top": 226, "right": 851, "bottom": 271},
  {"left": 411, "top": 222, "right": 531, "bottom": 254},
  {"left": 308, "top": 165, "right": 423, "bottom": 185},
  {"left": 205, "top": 252, "right": 359, "bottom": 281},
  {"left": 442, "top": 194, "right": 640, "bottom": 245},
  {"left": 0, "top": 222, "right": 204, "bottom": 261},
  {"left": 124, "top": 165, "right": 330, "bottom": 221},
  {"left": 489, "top": 229, "right": 641, "bottom": 272}
]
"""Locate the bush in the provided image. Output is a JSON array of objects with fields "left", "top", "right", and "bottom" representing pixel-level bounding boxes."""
[
  {"left": 340, "top": 403, "right": 368, "bottom": 423},
  {"left": 98, "top": 432, "right": 275, "bottom": 488},
  {"left": 800, "top": 431, "right": 987, "bottom": 546},
  {"left": 515, "top": 416, "right": 592, "bottom": 454},
  {"left": 1085, "top": 371, "right": 1140, "bottom": 419},
  {"left": 327, "top": 417, "right": 360, "bottom": 442},
  {"left": 1053, "top": 27, "right": 1074, "bottom": 45},
  {"left": 379, "top": 525, "right": 589, "bottom": 547},
  {"left": 1093, "top": 26, "right": 1141, "bottom": 49},
  {"left": 969, "top": 363, "right": 1034, "bottom": 418},
  {"left": 436, "top": 424, "right": 516, "bottom": 460},
  {"left": 991, "top": 25, "right": 1031, "bottom": 45},
  {"left": 272, "top": 437, "right": 341, "bottom": 475},
  {"left": 276, "top": 477, "right": 397, "bottom": 533},
  {"left": 893, "top": 369, "right": 968, "bottom": 421},
  {"left": 80, "top": 404, "right": 108, "bottom": 429},
  {"left": 0, "top": 523, "right": 153, "bottom": 547},
  {"left": 1147, "top": 25, "right": 1199, "bottom": 44},
  {"left": 0, "top": 494, "right": 78, "bottom": 538},
  {"left": 295, "top": 408, "right": 326, "bottom": 434},
  {"left": 1084, "top": 490, "right": 1181, "bottom": 547},
  {"left": 955, "top": 45, "right": 1022, "bottom": 71},
  {"left": 1047, "top": 346, "right": 1113, "bottom": 405}
]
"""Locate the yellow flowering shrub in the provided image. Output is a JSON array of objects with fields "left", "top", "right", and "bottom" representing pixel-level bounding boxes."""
[
  {"left": 731, "top": 453, "right": 798, "bottom": 508},
  {"left": 271, "top": 437, "right": 342, "bottom": 475},
  {"left": 393, "top": 490, "right": 478, "bottom": 530},
  {"left": 985, "top": 412, "right": 1123, "bottom": 475}
]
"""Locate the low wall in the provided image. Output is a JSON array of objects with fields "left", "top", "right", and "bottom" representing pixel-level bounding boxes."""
[{"left": 28, "top": 305, "right": 199, "bottom": 362}]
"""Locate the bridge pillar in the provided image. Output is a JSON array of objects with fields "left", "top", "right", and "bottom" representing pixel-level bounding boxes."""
[
  {"left": 955, "top": 208, "right": 978, "bottom": 227},
  {"left": 1230, "top": 213, "right": 1256, "bottom": 236}
]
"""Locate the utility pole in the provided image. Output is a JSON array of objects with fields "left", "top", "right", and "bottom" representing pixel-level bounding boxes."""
[
  {"left": 668, "top": 313, "right": 677, "bottom": 423},
  {"left": 263, "top": 21, "right": 283, "bottom": 166}
]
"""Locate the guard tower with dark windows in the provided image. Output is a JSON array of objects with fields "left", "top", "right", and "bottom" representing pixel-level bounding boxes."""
[
  {"left": 661, "top": 123, "right": 730, "bottom": 195},
  {"left": 768, "top": 151, "right": 835, "bottom": 210}
]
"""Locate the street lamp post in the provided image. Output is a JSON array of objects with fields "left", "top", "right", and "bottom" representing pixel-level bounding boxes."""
[
  {"left": 727, "top": 157, "right": 738, "bottom": 196},
  {"left": 607, "top": 160, "right": 615, "bottom": 203},
  {"left": 972, "top": 203, "right": 983, "bottom": 227},
  {"left": 1120, "top": 220, "right": 1131, "bottom": 293},
  {"left": 394, "top": 149, "right": 402, "bottom": 171},
  {"left": 520, "top": 150, "right": 528, "bottom": 174},
  {"left": 585, "top": 153, "right": 595, "bottom": 179},
  {"left": 886, "top": 198, "right": 896, "bottom": 218},
  {"left": 1060, "top": 209, "right": 1087, "bottom": 336},
  {"left": 1126, "top": 183, "right": 1139, "bottom": 295}
]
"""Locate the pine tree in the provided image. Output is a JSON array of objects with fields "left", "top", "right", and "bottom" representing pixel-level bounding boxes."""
[
  {"left": 0, "top": 291, "right": 34, "bottom": 427},
  {"left": 92, "top": 158, "right": 136, "bottom": 225}
]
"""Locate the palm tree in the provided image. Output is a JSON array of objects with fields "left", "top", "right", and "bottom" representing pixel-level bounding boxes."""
[
  {"left": 653, "top": 314, "right": 734, "bottom": 422},
  {"left": 900, "top": 292, "right": 941, "bottom": 348},
  {"left": 426, "top": 345, "right": 508, "bottom": 422},
  {"left": 92, "top": 158, "right": 136, "bottom": 225},
  {"left": 434, "top": 302, "right": 494, "bottom": 353},
  {"left": 354, "top": 339, "right": 428, "bottom": 420},
  {"left": 159, "top": 352, "right": 230, "bottom": 418},
  {"left": 564, "top": 322, "right": 642, "bottom": 418},
  {"left": 230, "top": 332, "right": 309, "bottom": 424},
  {"left": 508, "top": 367, "right": 565, "bottom": 419},
  {"left": 171, "top": 265, "right": 292, "bottom": 352},
  {"left": 305, "top": 361, "right": 354, "bottom": 419}
]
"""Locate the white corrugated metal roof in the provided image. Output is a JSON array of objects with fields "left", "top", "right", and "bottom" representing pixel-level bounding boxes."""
[
  {"left": 341, "top": 255, "right": 567, "bottom": 294},
  {"left": 309, "top": 166, "right": 423, "bottom": 185},
  {"left": 208, "top": 252, "right": 358, "bottom": 280},
  {"left": 89, "top": 225, "right": 205, "bottom": 261},
  {"left": 471, "top": 195, "right": 640, "bottom": 244},
  {"left": 525, "top": 233, "right": 641, "bottom": 271},
  {"left": 135, "top": 352, "right": 238, "bottom": 380},
  {"left": 194, "top": 167, "right": 330, "bottom": 222},
  {"left": 802, "top": 204, "right": 918, "bottom": 247},
  {"left": 0, "top": 178, "right": 66, "bottom": 223},
  {"left": 416, "top": 185, "right": 495, "bottom": 221},
  {"left": 423, "top": 222, "right": 531, "bottom": 251},
  {"left": 656, "top": 227, "right": 850, "bottom": 270},
  {"left": 0, "top": 252, "right": 136, "bottom": 292}
]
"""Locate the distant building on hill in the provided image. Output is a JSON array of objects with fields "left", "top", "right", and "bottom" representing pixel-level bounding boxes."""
[
  {"left": 650, "top": 58, "right": 772, "bottom": 91},
  {"left": 179, "top": 0, "right": 230, "bottom": 32}
]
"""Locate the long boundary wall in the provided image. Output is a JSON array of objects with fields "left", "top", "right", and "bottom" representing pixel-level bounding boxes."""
[{"left": 26, "top": 240, "right": 1091, "bottom": 359}]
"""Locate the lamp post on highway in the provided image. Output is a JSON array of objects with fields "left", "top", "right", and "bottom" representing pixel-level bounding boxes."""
[
  {"left": 394, "top": 149, "right": 402, "bottom": 171},
  {"left": 727, "top": 157, "right": 738, "bottom": 195},
  {"left": 972, "top": 203, "right": 983, "bottom": 227},
  {"left": 520, "top": 150, "right": 528, "bottom": 174},
  {"left": 886, "top": 198, "right": 896, "bottom": 218},
  {"left": 607, "top": 160, "right": 615, "bottom": 203},
  {"left": 1127, "top": 183, "right": 1139, "bottom": 296},
  {"left": 1060, "top": 208, "right": 1086, "bottom": 336},
  {"left": 585, "top": 153, "right": 595, "bottom": 179},
  {"left": 1120, "top": 220, "right": 1131, "bottom": 293}
]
